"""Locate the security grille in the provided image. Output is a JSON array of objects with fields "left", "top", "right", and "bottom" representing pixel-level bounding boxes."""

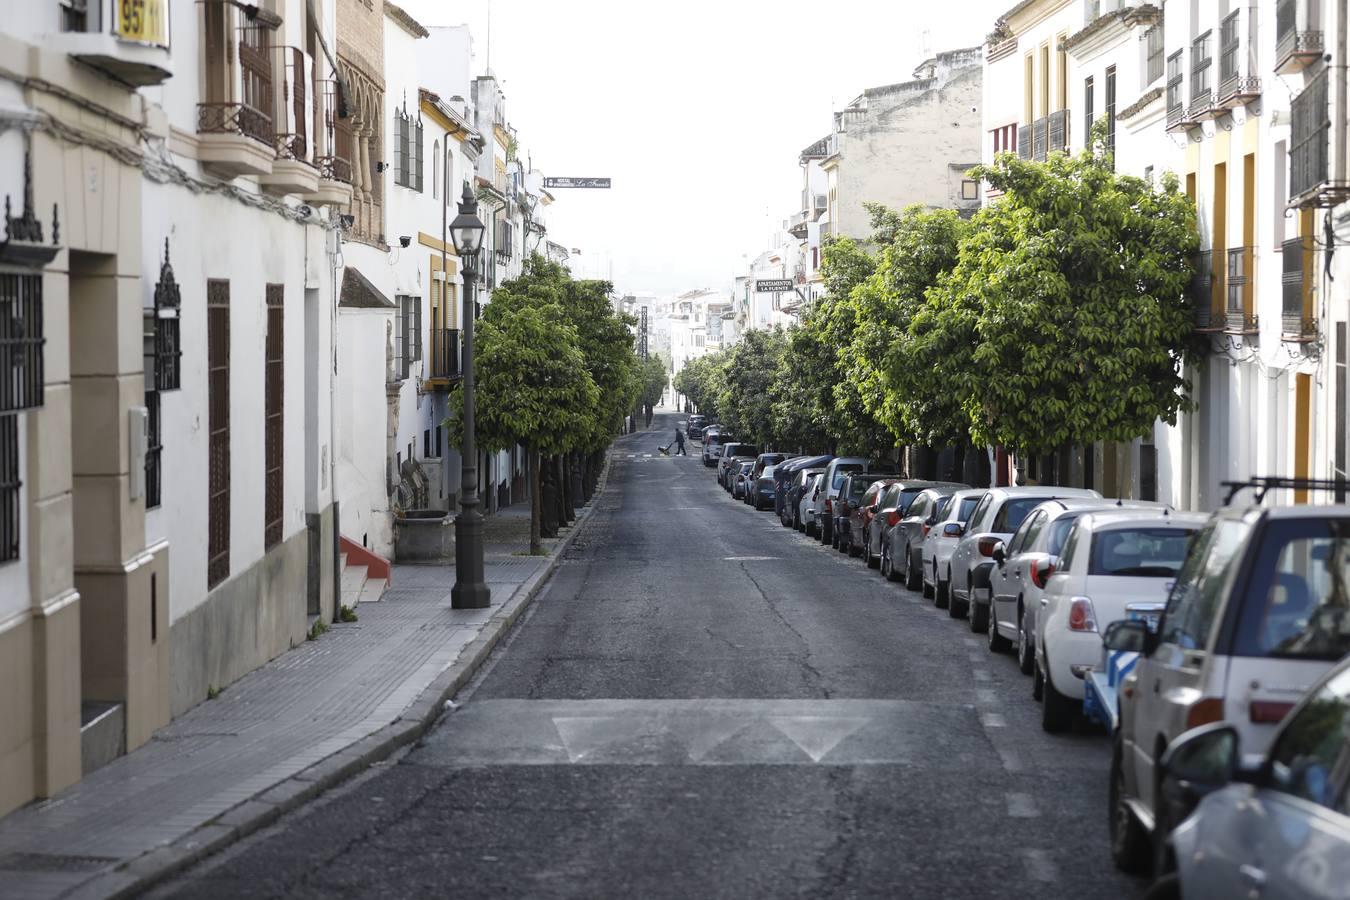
[
  {"left": 1289, "top": 69, "right": 1329, "bottom": 201},
  {"left": 1281, "top": 236, "right": 1309, "bottom": 336},
  {"left": 0, "top": 414, "right": 17, "bottom": 563},
  {"left": 0, "top": 273, "right": 44, "bottom": 414},
  {"left": 1017, "top": 125, "right": 1032, "bottom": 160},
  {"left": 1104, "top": 66, "right": 1116, "bottom": 163},
  {"left": 1189, "top": 32, "right": 1213, "bottom": 115},
  {"left": 145, "top": 389, "right": 162, "bottom": 509},
  {"left": 207, "top": 280, "right": 230, "bottom": 587},
  {"left": 1143, "top": 25, "right": 1164, "bottom": 85},
  {"left": 264, "top": 284, "right": 283, "bottom": 550},
  {"left": 1083, "top": 76, "right": 1094, "bottom": 149},
  {"left": 1166, "top": 50, "right": 1185, "bottom": 126}
]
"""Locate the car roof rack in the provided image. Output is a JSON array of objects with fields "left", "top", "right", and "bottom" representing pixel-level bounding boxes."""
[{"left": 1221, "top": 477, "right": 1350, "bottom": 506}]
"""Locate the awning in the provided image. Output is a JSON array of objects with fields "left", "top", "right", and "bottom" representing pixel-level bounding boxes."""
[{"left": 339, "top": 266, "right": 395, "bottom": 309}]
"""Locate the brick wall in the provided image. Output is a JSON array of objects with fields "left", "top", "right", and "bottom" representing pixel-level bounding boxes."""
[{"left": 336, "top": 0, "right": 384, "bottom": 87}]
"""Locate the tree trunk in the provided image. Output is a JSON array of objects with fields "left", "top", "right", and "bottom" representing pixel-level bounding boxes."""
[
  {"left": 541, "top": 455, "right": 559, "bottom": 537},
  {"left": 560, "top": 455, "right": 575, "bottom": 523},
  {"left": 529, "top": 448, "right": 542, "bottom": 555},
  {"left": 569, "top": 453, "right": 583, "bottom": 511}
]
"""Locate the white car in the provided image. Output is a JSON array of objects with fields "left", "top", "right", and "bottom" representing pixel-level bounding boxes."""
[
  {"left": 948, "top": 486, "right": 1101, "bottom": 630},
  {"left": 798, "top": 473, "right": 826, "bottom": 537},
  {"left": 921, "top": 489, "right": 987, "bottom": 608},
  {"left": 987, "top": 498, "right": 1167, "bottom": 674},
  {"left": 1036, "top": 508, "right": 1206, "bottom": 733}
]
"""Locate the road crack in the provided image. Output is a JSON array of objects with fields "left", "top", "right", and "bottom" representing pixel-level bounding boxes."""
[{"left": 741, "top": 565, "right": 832, "bottom": 699}]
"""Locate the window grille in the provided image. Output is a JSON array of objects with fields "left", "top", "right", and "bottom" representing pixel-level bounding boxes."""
[
  {"left": 412, "top": 116, "right": 424, "bottom": 192},
  {"left": 264, "top": 285, "right": 283, "bottom": 549},
  {"left": 1166, "top": 50, "right": 1185, "bottom": 126},
  {"left": 0, "top": 272, "right": 44, "bottom": 413},
  {"left": 1143, "top": 25, "right": 1164, "bottom": 85},
  {"left": 207, "top": 280, "right": 230, "bottom": 587},
  {"left": 0, "top": 414, "right": 17, "bottom": 563},
  {"left": 1289, "top": 69, "right": 1329, "bottom": 201},
  {"left": 1105, "top": 65, "right": 1116, "bottom": 163},
  {"left": 393, "top": 108, "right": 410, "bottom": 187},
  {"left": 145, "top": 388, "right": 162, "bottom": 509},
  {"left": 1083, "top": 77, "right": 1094, "bottom": 149}
]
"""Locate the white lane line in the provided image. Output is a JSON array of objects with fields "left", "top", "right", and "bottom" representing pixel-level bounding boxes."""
[
  {"left": 724, "top": 556, "right": 781, "bottom": 561},
  {"left": 971, "top": 669, "right": 992, "bottom": 682},
  {"left": 1005, "top": 793, "right": 1040, "bottom": 818},
  {"left": 998, "top": 748, "right": 1024, "bottom": 773},
  {"left": 980, "top": 712, "right": 1008, "bottom": 728},
  {"left": 1021, "top": 849, "right": 1059, "bottom": 883},
  {"left": 975, "top": 689, "right": 998, "bottom": 705}
]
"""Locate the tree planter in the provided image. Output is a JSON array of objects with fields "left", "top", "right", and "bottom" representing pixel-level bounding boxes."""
[{"left": 394, "top": 510, "right": 454, "bottom": 561}]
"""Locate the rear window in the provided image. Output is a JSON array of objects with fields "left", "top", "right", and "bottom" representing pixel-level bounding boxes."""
[
  {"left": 727, "top": 444, "right": 756, "bottom": 457},
  {"left": 991, "top": 497, "right": 1053, "bottom": 533},
  {"left": 846, "top": 479, "right": 870, "bottom": 501},
  {"left": 1233, "top": 518, "right": 1350, "bottom": 661},
  {"left": 1088, "top": 527, "right": 1197, "bottom": 577},
  {"left": 832, "top": 464, "right": 863, "bottom": 489},
  {"left": 761, "top": 466, "right": 776, "bottom": 478}
]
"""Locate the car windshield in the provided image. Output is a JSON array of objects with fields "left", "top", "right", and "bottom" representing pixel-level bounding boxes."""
[
  {"left": 1044, "top": 516, "right": 1081, "bottom": 556},
  {"left": 847, "top": 480, "right": 870, "bottom": 501},
  {"left": 1235, "top": 519, "right": 1350, "bottom": 661},
  {"left": 1088, "top": 527, "right": 1197, "bottom": 577},
  {"left": 897, "top": 489, "right": 923, "bottom": 514},
  {"left": 991, "top": 497, "right": 1054, "bottom": 533},
  {"left": 955, "top": 496, "right": 982, "bottom": 523}
]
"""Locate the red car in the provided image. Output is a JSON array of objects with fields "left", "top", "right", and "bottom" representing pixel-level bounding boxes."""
[{"left": 844, "top": 478, "right": 900, "bottom": 558}]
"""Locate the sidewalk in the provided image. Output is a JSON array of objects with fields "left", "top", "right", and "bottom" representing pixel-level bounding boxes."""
[{"left": 0, "top": 479, "right": 605, "bottom": 900}]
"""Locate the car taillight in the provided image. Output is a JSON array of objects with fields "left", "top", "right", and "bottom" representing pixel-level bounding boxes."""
[
  {"left": 1186, "top": 698, "right": 1225, "bottom": 729},
  {"left": 1250, "top": 700, "right": 1296, "bottom": 724},
  {"left": 886, "top": 511, "right": 901, "bottom": 527},
  {"left": 1067, "top": 596, "right": 1097, "bottom": 633},
  {"left": 1030, "top": 559, "right": 1056, "bottom": 589},
  {"left": 824, "top": 499, "right": 832, "bottom": 513},
  {"left": 977, "top": 537, "right": 999, "bottom": 557},
  {"left": 921, "top": 524, "right": 931, "bottom": 537}
]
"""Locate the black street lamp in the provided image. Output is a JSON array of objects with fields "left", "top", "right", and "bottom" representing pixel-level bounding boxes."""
[{"left": 448, "top": 185, "right": 490, "bottom": 609}]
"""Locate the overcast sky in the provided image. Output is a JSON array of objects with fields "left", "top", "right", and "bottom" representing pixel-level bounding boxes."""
[{"left": 399, "top": 0, "right": 1009, "bottom": 297}]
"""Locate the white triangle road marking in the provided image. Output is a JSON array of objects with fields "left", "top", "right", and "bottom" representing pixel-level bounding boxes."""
[
  {"left": 551, "top": 716, "right": 651, "bottom": 763},
  {"left": 767, "top": 716, "right": 870, "bottom": 763}
]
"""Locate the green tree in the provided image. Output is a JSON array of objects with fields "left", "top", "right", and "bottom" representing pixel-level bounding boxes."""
[
  {"left": 717, "top": 328, "right": 787, "bottom": 448},
  {"left": 637, "top": 355, "right": 667, "bottom": 411},
  {"left": 937, "top": 148, "right": 1199, "bottom": 454},
  {"left": 674, "top": 352, "right": 727, "bottom": 418}
]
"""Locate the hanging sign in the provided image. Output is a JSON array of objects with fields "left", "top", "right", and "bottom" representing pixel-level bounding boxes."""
[
  {"left": 543, "top": 177, "right": 611, "bottom": 189},
  {"left": 755, "top": 279, "right": 793, "bottom": 293},
  {"left": 116, "top": 0, "right": 170, "bottom": 47}
]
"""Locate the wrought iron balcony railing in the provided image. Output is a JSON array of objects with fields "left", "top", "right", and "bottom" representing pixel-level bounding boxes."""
[
  {"left": 1225, "top": 246, "right": 1257, "bottom": 333},
  {"left": 428, "top": 327, "right": 461, "bottom": 382},
  {"left": 1281, "top": 237, "right": 1314, "bottom": 340}
]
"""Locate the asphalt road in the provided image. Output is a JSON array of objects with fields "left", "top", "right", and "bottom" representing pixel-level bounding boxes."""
[{"left": 154, "top": 412, "right": 1145, "bottom": 899}]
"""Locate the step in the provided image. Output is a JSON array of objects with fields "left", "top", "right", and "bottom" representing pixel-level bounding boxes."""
[
  {"left": 80, "top": 701, "right": 125, "bottom": 776},
  {"left": 340, "top": 563, "right": 368, "bottom": 611},
  {"left": 357, "top": 576, "right": 388, "bottom": 604}
]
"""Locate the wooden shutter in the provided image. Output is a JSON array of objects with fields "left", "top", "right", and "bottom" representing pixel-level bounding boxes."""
[{"left": 207, "top": 280, "right": 231, "bottom": 587}]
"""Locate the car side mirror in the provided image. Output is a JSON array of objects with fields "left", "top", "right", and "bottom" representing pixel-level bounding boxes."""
[
  {"left": 1102, "top": 619, "right": 1153, "bottom": 654},
  {"left": 991, "top": 541, "right": 1007, "bottom": 566},
  {"left": 1159, "top": 723, "right": 1242, "bottom": 827},
  {"left": 942, "top": 522, "right": 963, "bottom": 537}
]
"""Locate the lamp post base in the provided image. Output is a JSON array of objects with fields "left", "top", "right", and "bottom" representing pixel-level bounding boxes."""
[{"left": 451, "top": 506, "right": 491, "bottom": 609}]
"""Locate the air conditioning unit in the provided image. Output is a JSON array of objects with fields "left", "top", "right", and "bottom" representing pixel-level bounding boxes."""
[{"left": 814, "top": 194, "right": 828, "bottom": 210}]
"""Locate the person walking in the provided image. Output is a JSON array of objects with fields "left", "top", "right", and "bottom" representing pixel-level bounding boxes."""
[{"left": 674, "top": 427, "right": 687, "bottom": 456}]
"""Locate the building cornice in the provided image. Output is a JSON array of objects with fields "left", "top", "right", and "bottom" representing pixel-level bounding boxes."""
[
  {"left": 383, "top": 2, "right": 429, "bottom": 38},
  {"left": 1000, "top": 0, "right": 1075, "bottom": 34},
  {"left": 1116, "top": 86, "right": 1165, "bottom": 122},
  {"left": 1064, "top": 4, "right": 1161, "bottom": 57}
]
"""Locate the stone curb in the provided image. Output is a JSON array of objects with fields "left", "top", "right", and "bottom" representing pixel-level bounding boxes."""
[{"left": 75, "top": 451, "right": 615, "bottom": 900}]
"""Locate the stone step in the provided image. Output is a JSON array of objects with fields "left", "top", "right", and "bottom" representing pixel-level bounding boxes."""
[
  {"left": 340, "top": 563, "right": 368, "bottom": 611},
  {"left": 357, "top": 576, "right": 388, "bottom": 604},
  {"left": 80, "top": 701, "right": 125, "bottom": 776}
]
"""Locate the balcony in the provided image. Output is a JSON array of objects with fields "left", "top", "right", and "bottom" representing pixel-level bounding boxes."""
[
  {"left": 1224, "top": 247, "right": 1257, "bottom": 334},
  {"left": 56, "top": 0, "right": 172, "bottom": 86},
  {"left": 197, "top": 6, "right": 278, "bottom": 177},
  {"left": 1187, "top": 32, "right": 1216, "bottom": 121},
  {"left": 787, "top": 211, "right": 809, "bottom": 239},
  {"left": 425, "top": 328, "right": 462, "bottom": 388},
  {"left": 307, "top": 80, "right": 354, "bottom": 207},
  {"left": 260, "top": 46, "right": 319, "bottom": 196},
  {"left": 1289, "top": 69, "right": 1349, "bottom": 207},
  {"left": 1216, "top": 9, "right": 1261, "bottom": 109},
  {"left": 1275, "top": 0, "right": 1323, "bottom": 74},
  {"left": 1017, "top": 110, "right": 1069, "bottom": 162},
  {"left": 1281, "top": 238, "right": 1315, "bottom": 341},
  {"left": 1190, "top": 250, "right": 1222, "bottom": 331}
]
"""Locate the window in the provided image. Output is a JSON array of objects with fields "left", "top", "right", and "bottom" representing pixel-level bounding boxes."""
[
  {"left": 1024, "top": 54, "right": 1034, "bottom": 123},
  {"left": 1191, "top": 31, "right": 1213, "bottom": 109},
  {"left": 396, "top": 294, "right": 421, "bottom": 379},
  {"left": 0, "top": 415, "right": 17, "bottom": 564},
  {"left": 0, "top": 272, "right": 45, "bottom": 414},
  {"left": 1143, "top": 24, "right": 1164, "bottom": 86},
  {"left": 1233, "top": 519, "right": 1350, "bottom": 660},
  {"left": 960, "top": 179, "right": 978, "bottom": 200},
  {"left": 1160, "top": 519, "right": 1251, "bottom": 652},
  {"left": 967, "top": 493, "right": 993, "bottom": 531},
  {"left": 1039, "top": 45, "right": 1050, "bottom": 117},
  {"left": 1089, "top": 527, "right": 1196, "bottom": 577},
  {"left": 1267, "top": 666, "right": 1350, "bottom": 814},
  {"left": 432, "top": 141, "right": 439, "bottom": 199},
  {"left": 1045, "top": 514, "right": 1082, "bottom": 556},
  {"left": 393, "top": 108, "right": 424, "bottom": 192},
  {"left": 1083, "top": 76, "right": 1094, "bottom": 148},
  {"left": 264, "top": 285, "right": 283, "bottom": 549},
  {"left": 1166, "top": 50, "right": 1185, "bottom": 124},
  {"left": 435, "top": 424, "right": 442, "bottom": 458},
  {"left": 1007, "top": 510, "right": 1043, "bottom": 555},
  {"left": 1290, "top": 69, "right": 1330, "bottom": 201},
  {"left": 991, "top": 497, "right": 1047, "bottom": 533},
  {"left": 1059, "top": 522, "right": 1084, "bottom": 571},
  {"left": 143, "top": 243, "right": 182, "bottom": 510},
  {"left": 1056, "top": 34, "right": 1067, "bottom": 111},
  {"left": 897, "top": 489, "right": 923, "bottom": 515},
  {"left": 1104, "top": 65, "right": 1116, "bottom": 162},
  {"left": 207, "top": 280, "right": 230, "bottom": 588}
]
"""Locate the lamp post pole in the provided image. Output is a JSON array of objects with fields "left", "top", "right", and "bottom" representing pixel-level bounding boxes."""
[{"left": 450, "top": 186, "right": 490, "bottom": 609}]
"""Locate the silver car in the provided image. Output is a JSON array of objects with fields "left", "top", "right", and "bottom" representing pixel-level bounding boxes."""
[
  {"left": 1106, "top": 499, "right": 1350, "bottom": 875},
  {"left": 883, "top": 485, "right": 968, "bottom": 589},
  {"left": 798, "top": 472, "right": 827, "bottom": 536},
  {"left": 921, "top": 489, "right": 987, "bottom": 608},
  {"left": 1149, "top": 656, "right": 1350, "bottom": 898}
]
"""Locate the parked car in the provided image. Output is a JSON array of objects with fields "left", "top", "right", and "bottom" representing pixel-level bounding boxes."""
[
  {"left": 1035, "top": 509, "right": 1206, "bottom": 733},
  {"left": 752, "top": 452, "right": 787, "bottom": 480},
  {"left": 866, "top": 481, "right": 967, "bottom": 571},
  {"left": 847, "top": 479, "right": 903, "bottom": 563},
  {"left": 988, "top": 498, "right": 1159, "bottom": 676},
  {"left": 922, "top": 489, "right": 988, "bottom": 607},
  {"left": 784, "top": 468, "right": 826, "bottom": 529},
  {"left": 702, "top": 428, "right": 728, "bottom": 466},
  {"left": 947, "top": 486, "right": 1102, "bottom": 629},
  {"left": 719, "top": 443, "right": 758, "bottom": 488},
  {"left": 836, "top": 473, "right": 891, "bottom": 554},
  {"left": 1147, "top": 656, "right": 1350, "bottom": 897},
  {"left": 883, "top": 486, "right": 967, "bottom": 588},
  {"left": 1104, "top": 485, "right": 1350, "bottom": 875},
  {"left": 798, "top": 473, "right": 827, "bottom": 536},
  {"left": 751, "top": 465, "right": 780, "bottom": 510},
  {"left": 819, "top": 458, "right": 895, "bottom": 546},
  {"left": 775, "top": 454, "right": 829, "bottom": 519},
  {"left": 686, "top": 415, "right": 707, "bottom": 441},
  {"left": 732, "top": 460, "right": 755, "bottom": 500}
]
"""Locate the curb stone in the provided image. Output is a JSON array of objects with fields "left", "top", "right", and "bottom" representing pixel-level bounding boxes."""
[{"left": 74, "top": 450, "right": 614, "bottom": 900}]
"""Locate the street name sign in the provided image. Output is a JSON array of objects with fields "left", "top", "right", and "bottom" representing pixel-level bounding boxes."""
[
  {"left": 543, "top": 177, "right": 612, "bottom": 189},
  {"left": 755, "top": 279, "right": 793, "bottom": 293}
]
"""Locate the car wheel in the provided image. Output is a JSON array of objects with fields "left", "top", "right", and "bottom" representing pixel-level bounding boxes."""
[
  {"left": 863, "top": 538, "right": 874, "bottom": 568},
  {"left": 884, "top": 545, "right": 901, "bottom": 582},
  {"left": 904, "top": 547, "right": 922, "bottom": 591},
  {"left": 987, "top": 608, "right": 1011, "bottom": 652},
  {"left": 1109, "top": 735, "right": 1151, "bottom": 874},
  {"left": 830, "top": 529, "right": 839, "bottom": 550},
  {"left": 1032, "top": 656, "right": 1044, "bottom": 701},
  {"left": 1016, "top": 605, "right": 1035, "bottom": 675},
  {"left": 1040, "top": 655, "right": 1079, "bottom": 733}
]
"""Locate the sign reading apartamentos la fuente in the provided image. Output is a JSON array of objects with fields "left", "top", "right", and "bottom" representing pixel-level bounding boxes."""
[{"left": 542, "top": 177, "right": 612, "bottom": 189}]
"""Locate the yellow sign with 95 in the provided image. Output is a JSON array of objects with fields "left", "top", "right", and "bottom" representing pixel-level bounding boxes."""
[{"left": 116, "top": 0, "right": 168, "bottom": 47}]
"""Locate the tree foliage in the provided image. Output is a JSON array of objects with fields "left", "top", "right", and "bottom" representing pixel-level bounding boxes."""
[{"left": 717, "top": 328, "right": 786, "bottom": 447}]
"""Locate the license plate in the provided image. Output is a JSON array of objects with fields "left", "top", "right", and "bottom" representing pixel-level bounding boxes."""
[{"left": 1127, "top": 608, "right": 1161, "bottom": 633}]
